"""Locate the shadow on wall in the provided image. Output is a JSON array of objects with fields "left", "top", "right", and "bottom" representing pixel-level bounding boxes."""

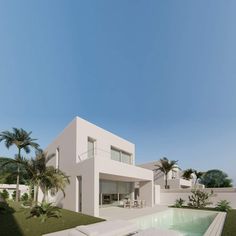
[{"left": 55, "top": 195, "right": 64, "bottom": 208}]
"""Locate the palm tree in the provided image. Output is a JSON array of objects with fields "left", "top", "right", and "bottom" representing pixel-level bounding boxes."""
[
  {"left": 41, "top": 166, "right": 70, "bottom": 202},
  {"left": 194, "top": 170, "right": 204, "bottom": 185},
  {"left": 154, "top": 157, "right": 179, "bottom": 189},
  {"left": 182, "top": 168, "right": 195, "bottom": 180},
  {"left": 0, "top": 128, "right": 39, "bottom": 201},
  {"left": 27, "top": 150, "right": 70, "bottom": 204},
  {"left": 6, "top": 150, "right": 70, "bottom": 204}
]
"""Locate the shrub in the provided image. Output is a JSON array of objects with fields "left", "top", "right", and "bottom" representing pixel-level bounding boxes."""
[
  {"left": 21, "top": 193, "right": 29, "bottom": 202},
  {"left": 22, "top": 199, "right": 33, "bottom": 208},
  {"left": 0, "top": 190, "right": 9, "bottom": 200},
  {"left": 174, "top": 198, "right": 185, "bottom": 208},
  {"left": 11, "top": 190, "right": 16, "bottom": 200},
  {"left": 0, "top": 202, "right": 14, "bottom": 214},
  {"left": 188, "top": 189, "right": 213, "bottom": 208},
  {"left": 30, "top": 202, "right": 61, "bottom": 222},
  {"left": 215, "top": 200, "right": 232, "bottom": 212},
  {"left": 0, "top": 202, "right": 9, "bottom": 214}
]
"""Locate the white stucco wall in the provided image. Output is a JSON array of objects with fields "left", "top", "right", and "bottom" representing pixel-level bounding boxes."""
[
  {"left": 45, "top": 116, "right": 153, "bottom": 217},
  {"left": 45, "top": 118, "right": 77, "bottom": 211},
  {"left": 160, "top": 188, "right": 236, "bottom": 209},
  {"left": 154, "top": 185, "right": 161, "bottom": 204},
  {"left": 75, "top": 117, "right": 135, "bottom": 163}
]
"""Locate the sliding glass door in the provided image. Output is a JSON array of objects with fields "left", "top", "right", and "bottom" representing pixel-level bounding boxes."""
[{"left": 99, "top": 180, "right": 133, "bottom": 207}]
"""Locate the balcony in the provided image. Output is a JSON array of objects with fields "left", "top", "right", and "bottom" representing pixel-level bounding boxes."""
[{"left": 78, "top": 147, "right": 134, "bottom": 165}]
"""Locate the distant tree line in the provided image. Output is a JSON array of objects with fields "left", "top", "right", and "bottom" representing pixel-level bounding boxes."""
[
  {"left": 155, "top": 157, "right": 233, "bottom": 188},
  {"left": 0, "top": 157, "right": 30, "bottom": 184}
]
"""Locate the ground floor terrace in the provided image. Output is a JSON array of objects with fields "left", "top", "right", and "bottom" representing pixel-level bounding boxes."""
[
  {"left": 48, "top": 156, "right": 154, "bottom": 217},
  {"left": 90, "top": 169, "right": 154, "bottom": 217}
]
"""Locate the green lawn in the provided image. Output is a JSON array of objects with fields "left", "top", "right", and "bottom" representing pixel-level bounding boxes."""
[
  {"left": 0, "top": 201, "right": 104, "bottom": 236},
  {"left": 221, "top": 209, "right": 236, "bottom": 236}
]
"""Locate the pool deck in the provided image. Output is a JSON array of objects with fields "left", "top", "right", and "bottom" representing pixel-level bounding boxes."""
[
  {"left": 99, "top": 205, "right": 168, "bottom": 220},
  {"left": 44, "top": 206, "right": 226, "bottom": 236}
]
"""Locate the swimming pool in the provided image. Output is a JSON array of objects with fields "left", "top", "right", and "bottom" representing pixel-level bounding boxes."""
[{"left": 132, "top": 208, "right": 218, "bottom": 236}]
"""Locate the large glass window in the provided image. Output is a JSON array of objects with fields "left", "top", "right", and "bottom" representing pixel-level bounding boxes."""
[
  {"left": 111, "top": 147, "right": 132, "bottom": 164},
  {"left": 99, "top": 180, "right": 132, "bottom": 206}
]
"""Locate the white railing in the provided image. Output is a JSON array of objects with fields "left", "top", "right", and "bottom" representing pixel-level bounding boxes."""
[{"left": 78, "top": 148, "right": 134, "bottom": 165}]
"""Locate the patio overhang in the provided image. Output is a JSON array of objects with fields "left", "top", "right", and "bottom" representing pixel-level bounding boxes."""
[
  {"left": 99, "top": 173, "right": 151, "bottom": 182},
  {"left": 95, "top": 155, "right": 154, "bottom": 183}
]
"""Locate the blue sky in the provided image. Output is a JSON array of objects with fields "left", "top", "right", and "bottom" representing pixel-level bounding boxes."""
[{"left": 0, "top": 1, "right": 236, "bottom": 184}]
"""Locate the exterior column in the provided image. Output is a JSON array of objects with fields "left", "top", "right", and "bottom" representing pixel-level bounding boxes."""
[
  {"left": 139, "top": 181, "right": 153, "bottom": 207},
  {"left": 130, "top": 182, "right": 135, "bottom": 200}
]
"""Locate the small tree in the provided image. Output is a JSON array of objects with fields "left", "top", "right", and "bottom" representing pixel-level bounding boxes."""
[
  {"left": 11, "top": 190, "right": 16, "bottom": 201},
  {"left": 194, "top": 170, "right": 204, "bottom": 185},
  {"left": 154, "top": 157, "right": 179, "bottom": 189},
  {"left": 188, "top": 189, "right": 213, "bottom": 208},
  {"left": 200, "top": 169, "right": 232, "bottom": 188},
  {"left": 182, "top": 169, "right": 194, "bottom": 180},
  {"left": 0, "top": 190, "right": 9, "bottom": 200},
  {"left": 21, "top": 193, "right": 29, "bottom": 202}
]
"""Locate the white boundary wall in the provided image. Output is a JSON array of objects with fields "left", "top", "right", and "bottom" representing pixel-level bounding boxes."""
[
  {"left": 0, "top": 184, "right": 29, "bottom": 199},
  {"left": 160, "top": 187, "right": 236, "bottom": 209}
]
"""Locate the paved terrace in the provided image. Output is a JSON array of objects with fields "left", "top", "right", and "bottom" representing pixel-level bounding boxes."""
[{"left": 99, "top": 205, "right": 168, "bottom": 220}]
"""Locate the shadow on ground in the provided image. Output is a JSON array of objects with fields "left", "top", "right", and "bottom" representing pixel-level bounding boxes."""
[{"left": 0, "top": 202, "right": 23, "bottom": 236}]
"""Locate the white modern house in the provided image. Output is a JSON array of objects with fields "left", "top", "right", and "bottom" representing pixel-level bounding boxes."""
[
  {"left": 139, "top": 161, "right": 192, "bottom": 189},
  {"left": 45, "top": 117, "right": 154, "bottom": 217}
]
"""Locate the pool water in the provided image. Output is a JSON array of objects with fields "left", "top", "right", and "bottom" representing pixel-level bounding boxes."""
[{"left": 132, "top": 208, "right": 217, "bottom": 236}]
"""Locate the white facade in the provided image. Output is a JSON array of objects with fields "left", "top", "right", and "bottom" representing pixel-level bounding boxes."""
[
  {"left": 139, "top": 161, "right": 192, "bottom": 189},
  {"left": 45, "top": 117, "right": 154, "bottom": 217}
]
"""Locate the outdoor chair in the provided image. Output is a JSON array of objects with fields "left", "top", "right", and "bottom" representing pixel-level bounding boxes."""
[
  {"left": 136, "top": 200, "right": 142, "bottom": 208},
  {"left": 141, "top": 200, "right": 146, "bottom": 208},
  {"left": 123, "top": 199, "right": 134, "bottom": 208}
]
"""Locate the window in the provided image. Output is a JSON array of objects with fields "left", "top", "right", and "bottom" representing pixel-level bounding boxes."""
[
  {"left": 121, "top": 152, "right": 131, "bottom": 164},
  {"left": 111, "top": 148, "right": 120, "bottom": 162},
  {"left": 88, "top": 137, "right": 96, "bottom": 158},
  {"left": 111, "top": 147, "right": 132, "bottom": 164},
  {"left": 56, "top": 147, "right": 60, "bottom": 169}
]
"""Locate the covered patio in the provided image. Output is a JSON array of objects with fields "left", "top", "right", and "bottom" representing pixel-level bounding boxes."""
[{"left": 99, "top": 173, "right": 152, "bottom": 208}]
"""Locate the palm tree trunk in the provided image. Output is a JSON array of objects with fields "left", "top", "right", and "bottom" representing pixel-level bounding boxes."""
[
  {"left": 16, "top": 166, "right": 20, "bottom": 202},
  {"left": 34, "top": 184, "right": 39, "bottom": 205},
  {"left": 43, "top": 188, "right": 48, "bottom": 203},
  {"left": 28, "top": 183, "right": 32, "bottom": 201},
  {"left": 15, "top": 148, "right": 21, "bottom": 202},
  {"left": 165, "top": 173, "right": 168, "bottom": 189}
]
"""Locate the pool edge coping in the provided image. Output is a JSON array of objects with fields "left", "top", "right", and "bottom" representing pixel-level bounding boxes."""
[{"left": 203, "top": 212, "right": 227, "bottom": 236}]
